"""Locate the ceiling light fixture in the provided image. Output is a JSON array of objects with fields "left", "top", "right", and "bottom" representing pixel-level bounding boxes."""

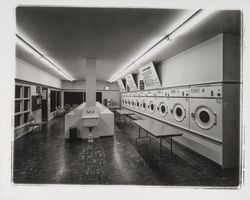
[
  {"left": 109, "top": 9, "right": 215, "bottom": 82},
  {"left": 16, "top": 34, "right": 74, "bottom": 81}
]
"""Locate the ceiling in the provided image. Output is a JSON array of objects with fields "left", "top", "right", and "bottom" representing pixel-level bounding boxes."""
[{"left": 16, "top": 7, "right": 241, "bottom": 81}]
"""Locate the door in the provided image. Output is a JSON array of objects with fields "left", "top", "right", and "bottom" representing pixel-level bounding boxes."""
[{"left": 189, "top": 98, "right": 223, "bottom": 142}]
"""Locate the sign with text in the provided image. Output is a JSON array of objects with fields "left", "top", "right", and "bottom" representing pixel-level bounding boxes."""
[
  {"left": 125, "top": 74, "right": 137, "bottom": 92},
  {"left": 139, "top": 62, "right": 161, "bottom": 89},
  {"left": 117, "top": 79, "right": 126, "bottom": 92}
]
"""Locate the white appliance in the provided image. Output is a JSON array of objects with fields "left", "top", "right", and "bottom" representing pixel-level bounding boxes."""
[
  {"left": 124, "top": 96, "right": 130, "bottom": 109},
  {"left": 155, "top": 89, "right": 171, "bottom": 122},
  {"left": 121, "top": 93, "right": 125, "bottom": 107},
  {"left": 147, "top": 97, "right": 157, "bottom": 117},
  {"left": 135, "top": 92, "right": 142, "bottom": 112},
  {"left": 143, "top": 90, "right": 156, "bottom": 117},
  {"left": 189, "top": 83, "right": 240, "bottom": 168},
  {"left": 134, "top": 98, "right": 140, "bottom": 111},
  {"left": 167, "top": 87, "right": 190, "bottom": 147},
  {"left": 168, "top": 87, "right": 190, "bottom": 130},
  {"left": 140, "top": 93, "right": 148, "bottom": 115},
  {"left": 127, "top": 96, "right": 132, "bottom": 108}
]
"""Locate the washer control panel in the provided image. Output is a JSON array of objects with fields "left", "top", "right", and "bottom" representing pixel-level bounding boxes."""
[
  {"left": 169, "top": 87, "right": 189, "bottom": 97},
  {"left": 190, "top": 84, "right": 223, "bottom": 98}
]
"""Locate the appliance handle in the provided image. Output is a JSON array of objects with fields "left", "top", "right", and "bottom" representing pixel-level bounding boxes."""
[
  {"left": 170, "top": 109, "right": 173, "bottom": 114},
  {"left": 214, "top": 113, "right": 217, "bottom": 126},
  {"left": 184, "top": 109, "right": 186, "bottom": 118},
  {"left": 191, "top": 112, "right": 195, "bottom": 119}
]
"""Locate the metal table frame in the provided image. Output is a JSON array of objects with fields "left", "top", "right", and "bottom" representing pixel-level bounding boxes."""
[
  {"left": 115, "top": 109, "right": 135, "bottom": 128},
  {"left": 133, "top": 120, "right": 183, "bottom": 163}
]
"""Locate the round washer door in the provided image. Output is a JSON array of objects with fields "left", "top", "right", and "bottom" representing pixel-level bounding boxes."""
[
  {"left": 142, "top": 100, "right": 147, "bottom": 111},
  {"left": 194, "top": 106, "right": 216, "bottom": 130},
  {"left": 173, "top": 104, "right": 186, "bottom": 122},
  {"left": 136, "top": 100, "right": 140, "bottom": 109},
  {"left": 159, "top": 102, "right": 168, "bottom": 117},
  {"left": 131, "top": 100, "right": 134, "bottom": 108},
  {"left": 149, "top": 101, "right": 156, "bottom": 114}
]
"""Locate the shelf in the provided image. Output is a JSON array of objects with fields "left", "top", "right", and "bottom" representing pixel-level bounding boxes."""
[
  {"left": 14, "top": 83, "right": 31, "bottom": 129},
  {"left": 15, "top": 110, "right": 31, "bottom": 115},
  {"left": 14, "top": 122, "right": 30, "bottom": 130},
  {"left": 23, "top": 110, "right": 31, "bottom": 113}
]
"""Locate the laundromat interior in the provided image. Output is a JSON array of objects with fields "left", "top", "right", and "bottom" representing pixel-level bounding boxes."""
[{"left": 12, "top": 6, "right": 243, "bottom": 187}]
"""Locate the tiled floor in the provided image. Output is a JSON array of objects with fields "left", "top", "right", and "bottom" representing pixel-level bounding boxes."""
[{"left": 13, "top": 116, "right": 240, "bottom": 186}]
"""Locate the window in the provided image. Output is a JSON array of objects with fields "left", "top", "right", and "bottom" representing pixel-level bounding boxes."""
[
  {"left": 14, "top": 84, "right": 31, "bottom": 129},
  {"left": 50, "top": 90, "right": 61, "bottom": 112}
]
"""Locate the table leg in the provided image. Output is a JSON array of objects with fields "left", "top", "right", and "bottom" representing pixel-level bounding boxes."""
[
  {"left": 171, "top": 136, "right": 173, "bottom": 157},
  {"left": 146, "top": 132, "right": 151, "bottom": 143},
  {"left": 160, "top": 138, "right": 162, "bottom": 156},
  {"left": 136, "top": 127, "right": 141, "bottom": 145}
]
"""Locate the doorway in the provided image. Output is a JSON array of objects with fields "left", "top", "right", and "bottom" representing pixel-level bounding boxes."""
[
  {"left": 41, "top": 87, "right": 48, "bottom": 122},
  {"left": 96, "top": 92, "right": 102, "bottom": 104}
]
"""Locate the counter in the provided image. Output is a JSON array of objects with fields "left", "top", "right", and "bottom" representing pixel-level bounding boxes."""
[{"left": 64, "top": 102, "right": 114, "bottom": 139}]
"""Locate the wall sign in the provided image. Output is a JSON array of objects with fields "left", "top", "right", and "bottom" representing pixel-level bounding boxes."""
[
  {"left": 139, "top": 62, "right": 161, "bottom": 89},
  {"left": 125, "top": 74, "right": 137, "bottom": 91},
  {"left": 139, "top": 80, "right": 145, "bottom": 90}
]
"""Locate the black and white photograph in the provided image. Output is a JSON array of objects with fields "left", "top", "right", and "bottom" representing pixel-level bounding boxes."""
[{"left": 0, "top": 0, "right": 250, "bottom": 200}]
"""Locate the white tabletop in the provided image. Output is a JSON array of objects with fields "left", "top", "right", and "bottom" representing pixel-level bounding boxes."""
[
  {"left": 116, "top": 109, "right": 135, "bottom": 115},
  {"left": 133, "top": 119, "right": 183, "bottom": 138}
]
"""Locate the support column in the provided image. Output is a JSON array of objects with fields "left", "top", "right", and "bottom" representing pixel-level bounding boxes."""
[{"left": 85, "top": 58, "right": 96, "bottom": 107}]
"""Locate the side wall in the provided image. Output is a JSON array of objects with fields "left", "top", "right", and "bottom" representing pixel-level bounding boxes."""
[
  {"left": 15, "top": 57, "right": 62, "bottom": 139},
  {"left": 16, "top": 58, "right": 62, "bottom": 88},
  {"left": 157, "top": 34, "right": 223, "bottom": 88}
]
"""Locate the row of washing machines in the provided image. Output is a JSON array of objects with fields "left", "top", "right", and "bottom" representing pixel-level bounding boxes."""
[{"left": 121, "top": 83, "right": 240, "bottom": 168}]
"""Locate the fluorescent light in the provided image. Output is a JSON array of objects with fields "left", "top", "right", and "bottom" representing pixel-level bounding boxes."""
[
  {"left": 169, "top": 10, "right": 215, "bottom": 40},
  {"left": 41, "top": 57, "right": 74, "bottom": 81},
  {"left": 16, "top": 35, "right": 41, "bottom": 59},
  {"left": 109, "top": 9, "right": 215, "bottom": 83},
  {"left": 16, "top": 34, "right": 74, "bottom": 81}
]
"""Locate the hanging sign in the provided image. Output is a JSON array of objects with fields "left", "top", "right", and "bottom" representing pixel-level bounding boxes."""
[
  {"left": 125, "top": 74, "right": 137, "bottom": 92},
  {"left": 117, "top": 79, "right": 126, "bottom": 92},
  {"left": 139, "top": 62, "right": 161, "bottom": 89}
]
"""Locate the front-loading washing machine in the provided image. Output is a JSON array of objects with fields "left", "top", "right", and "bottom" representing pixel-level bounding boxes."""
[
  {"left": 122, "top": 96, "right": 126, "bottom": 108},
  {"left": 155, "top": 89, "right": 171, "bottom": 122},
  {"left": 130, "top": 93, "right": 135, "bottom": 110},
  {"left": 189, "top": 84, "right": 223, "bottom": 165},
  {"left": 127, "top": 96, "right": 131, "bottom": 108},
  {"left": 168, "top": 87, "right": 190, "bottom": 147},
  {"left": 121, "top": 93, "right": 125, "bottom": 107},
  {"left": 140, "top": 96, "right": 148, "bottom": 115},
  {"left": 135, "top": 97, "right": 141, "bottom": 112},
  {"left": 189, "top": 83, "right": 240, "bottom": 168},
  {"left": 189, "top": 84, "right": 223, "bottom": 142},
  {"left": 168, "top": 87, "right": 190, "bottom": 130},
  {"left": 125, "top": 96, "right": 130, "bottom": 109},
  {"left": 147, "top": 97, "right": 157, "bottom": 118}
]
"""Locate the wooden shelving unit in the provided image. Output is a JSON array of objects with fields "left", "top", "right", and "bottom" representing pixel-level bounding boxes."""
[{"left": 15, "top": 84, "right": 31, "bottom": 129}]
